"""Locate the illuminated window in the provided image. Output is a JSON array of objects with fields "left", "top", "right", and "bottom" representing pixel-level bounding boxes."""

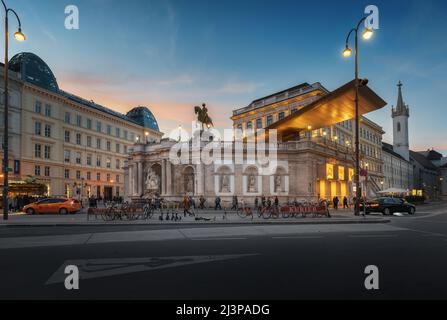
[
  {"left": 338, "top": 166, "right": 345, "bottom": 181},
  {"left": 326, "top": 164, "right": 334, "bottom": 180},
  {"left": 348, "top": 168, "right": 354, "bottom": 181}
]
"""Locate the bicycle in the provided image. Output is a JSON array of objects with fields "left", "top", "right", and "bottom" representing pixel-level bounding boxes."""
[{"left": 237, "top": 206, "right": 254, "bottom": 220}]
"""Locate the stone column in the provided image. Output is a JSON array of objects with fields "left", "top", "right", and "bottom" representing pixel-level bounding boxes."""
[
  {"left": 166, "top": 160, "right": 172, "bottom": 196},
  {"left": 137, "top": 162, "right": 143, "bottom": 196},
  {"left": 128, "top": 164, "right": 133, "bottom": 196},
  {"left": 161, "top": 159, "right": 166, "bottom": 196},
  {"left": 196, "top": 163, "right": 204, "bottom": 195}
]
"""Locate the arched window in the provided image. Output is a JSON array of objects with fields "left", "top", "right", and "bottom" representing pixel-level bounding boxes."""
[{"left": 397, "top": 122, "right": 401, "bottom": 132}]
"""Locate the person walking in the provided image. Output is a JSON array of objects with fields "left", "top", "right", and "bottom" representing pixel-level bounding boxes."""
[
  {"left": 215, "top": 196, "right": 222, "bottom": 210},
  {"left": 199, "top": 195, "right": 206, "bottom": 209},
  {"left": 333, "top": 196, "right": 339, "bottom": 210},
  {"left": 183, "top": 195, "right": 192, "bottom": 217},
  {"left": 231, "top": 195, "right": 238, "bottom": 211},
  {"left": 343, "top": 196, "right": 348, "bottom": 209},
  {"left": 254, "top": 197, "right": 259, "bottom": 210}
]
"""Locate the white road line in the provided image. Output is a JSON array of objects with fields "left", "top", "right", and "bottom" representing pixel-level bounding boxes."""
[
  {"left": 272, "top": 236, "right": 324, "bottom": 239},
  {"left": 190, "top": 237, "right": 247, "bottom": 241},
  {"left": 348, "top": 234, "right": 398, "bottom": 238}
]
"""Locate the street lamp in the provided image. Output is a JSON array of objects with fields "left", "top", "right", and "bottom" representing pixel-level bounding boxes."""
[
  {"left": 2, "top": 0, "right": 25, "bottom": 221},
  {"left": 343, "top": 17, "right": 373, "bottom": 216}
]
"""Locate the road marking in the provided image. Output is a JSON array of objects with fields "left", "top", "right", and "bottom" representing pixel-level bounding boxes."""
[
  {"left": 403, "top": 227, "right": 447, "bottom": 238},
  {"left": 272, "top": 236, "right": 324, "bottom": 239},
  {"left": 46, "top": 254, "right": 259, "bottom": 285},
  {"left": 190, "top": 237, "right": 247, "bottom": 241},
  {"left": 348, "top": 234, "right": 398, "bottom": 238}
]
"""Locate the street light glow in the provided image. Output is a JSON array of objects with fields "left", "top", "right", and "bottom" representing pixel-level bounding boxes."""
[
  {"left": 14, "top": 28, "right": 25, "bottom": 42},
  {"left": 362, "top": 28, "right": 373, "bottom": 40},
  {"left": 343, "top": 46, "right": 352, "bottom": 58}
]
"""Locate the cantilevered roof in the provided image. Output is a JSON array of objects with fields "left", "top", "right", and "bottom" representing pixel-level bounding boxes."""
[{"left": 265, "top": 79, "right": 387, "bottom": 141}]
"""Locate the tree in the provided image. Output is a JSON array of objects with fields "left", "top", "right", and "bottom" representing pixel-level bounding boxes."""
[{"left": 194, "top": 103, "right": 213, "bottom": 131}]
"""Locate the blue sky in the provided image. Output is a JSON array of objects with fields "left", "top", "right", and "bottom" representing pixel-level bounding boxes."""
[{"left": 4, "top": 0, "right": 447, "bottom": 154}]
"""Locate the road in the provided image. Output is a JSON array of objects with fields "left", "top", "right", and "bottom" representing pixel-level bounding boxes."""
[{"left": 0, "top": 202, "right": 446, "bottom": 300}]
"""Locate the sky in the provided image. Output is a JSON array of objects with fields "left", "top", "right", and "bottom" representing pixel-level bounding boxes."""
[{"left": 3, "top": 0, "right": 447, "bottom": 154}]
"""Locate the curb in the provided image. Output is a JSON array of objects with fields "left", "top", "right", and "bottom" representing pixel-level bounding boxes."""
[{"left": 0, "top": 218, "right": 390, "bottom": 228}]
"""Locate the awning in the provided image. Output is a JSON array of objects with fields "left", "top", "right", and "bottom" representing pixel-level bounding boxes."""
[{"left": 265, "top": 79, "right": 387, "bottom": 141}]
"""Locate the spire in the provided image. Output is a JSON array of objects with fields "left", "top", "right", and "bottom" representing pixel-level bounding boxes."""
[{"left": 392, "top": 81, "right": 409, "bottom": 117}]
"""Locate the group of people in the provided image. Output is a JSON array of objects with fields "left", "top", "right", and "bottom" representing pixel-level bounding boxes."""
[
  {"left": 331, "top": 196, "right": 351, "bottom": 210},
  {"left": 5, "top": 195, "right": 40, "bottom": 212}
]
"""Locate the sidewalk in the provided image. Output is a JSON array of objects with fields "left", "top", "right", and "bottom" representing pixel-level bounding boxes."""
[{"left": 0, "top": 208, "right": 389, "bottom": 227}]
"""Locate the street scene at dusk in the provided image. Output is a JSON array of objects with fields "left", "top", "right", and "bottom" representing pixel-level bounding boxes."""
[{"left": 0, "top": 0, "right": 446, "bottom": 308}]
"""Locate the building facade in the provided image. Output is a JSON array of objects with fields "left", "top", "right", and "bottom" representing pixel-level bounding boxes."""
[
  {"left": 0, "top": 52, "right": 162, "bottom": 200},
  {"left": 231, "top": 82, "right": 385, "bottom": 197}
]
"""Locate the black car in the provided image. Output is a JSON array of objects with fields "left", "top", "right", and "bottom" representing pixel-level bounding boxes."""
[{"left": 360, "top": 197, "right": 416, "bottom": 216}]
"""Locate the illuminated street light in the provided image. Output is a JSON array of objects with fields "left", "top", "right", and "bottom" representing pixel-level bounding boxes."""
[
  {"left": 2, "top": 0, "right": 25, "bottom": 221},
  {"left": 343, "top": 16, "right": 375, "bottom": 216}
]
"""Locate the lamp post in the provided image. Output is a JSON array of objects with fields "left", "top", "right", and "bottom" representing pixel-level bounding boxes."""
[
  {"left": 342, "top": 17, "right": 373, "bottom": 216},
  {"left": 2, "top": 0, "right": 25, "bottom": 221}
]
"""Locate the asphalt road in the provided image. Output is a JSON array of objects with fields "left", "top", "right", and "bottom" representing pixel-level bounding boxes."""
[{"left": 0, "top": 202, "right": 446, "bottom": 300}]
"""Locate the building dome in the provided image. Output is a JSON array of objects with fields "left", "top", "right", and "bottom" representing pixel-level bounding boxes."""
[
  {"left": 9, "top": 52, "right": 59, "bottom": 92},
  {"left": 126, "top": 106, "right": 160, "bottom": 132}
]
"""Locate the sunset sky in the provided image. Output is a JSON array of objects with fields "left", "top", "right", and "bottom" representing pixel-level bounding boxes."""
[{"left": 4, "top": 0, "right": 447, "bottom": 154}]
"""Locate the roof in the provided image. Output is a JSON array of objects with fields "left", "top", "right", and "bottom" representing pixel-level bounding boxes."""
[
  {"left": 126, "top": 106, "right": 160, "bottom": 131},
  {"left": 264, "top": 79, "right": 387, "bottom": 141},
  {"left": 417, "top": 149, "right": 443, "bottom": 161},
  {"left": 382, "top": 142, "right": 408, "bottom": 162},
  {"left": 410, "top": 150, "right": 438, "bottom": 171},
  {"left": 441, "top": 162, "right": 447, "bottom": 169}
]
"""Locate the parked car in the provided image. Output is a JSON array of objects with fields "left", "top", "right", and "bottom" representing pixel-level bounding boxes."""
[
  {"left": 359, "top": 197, "right": 416, "bottom": 216},
  {"left": 23, "top": 198, "right": 81, "bottom": 215}
]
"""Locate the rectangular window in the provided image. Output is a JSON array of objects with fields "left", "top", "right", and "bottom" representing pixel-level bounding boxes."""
[
  {"left": 35, "top": 144, "right": 42, "bottom": 158},
  {"left": 64, "top": 130, "right": 70, "bottom": 143},
  {"left": 256, "top": 118, "right": 262, "bottom": 129},
  {"left": 107, "top": 125, "right": 112, "bottom": 135},
  {"left": 266, "top": 115, "right": 273, "bottom": 126},
  {"left": 96, "top": 156, "right": 101, "bottom": 167},
  {"left": 96, "top": 121, "right": 102, "bottom": 132},
  {"left": 44, "top": 145, "right": 51, "bottom": 159},
  {"left": 87, "top": 172, "right": 91, "bottom": 180},
  {"left": 124, "top": 130, "right": 128, "bottom": 140},
  {"left": 124, "top": 145, "right": 128, "bottom": 154},
  {"left": 86, "top": 118, "right": 92, "bottom": 130},
  {"left": 115, "top": 128, "right": 120, "bottom": 138},
  {"left": 96, "top": 172, "right": 101, "bottom": 181},
  {"left": 35, "top": 122, "right": 41, "bottom": 135},
  {"left": 116, "top": 159, "right": 120, "bottom": 169},
  {"left": 246, "top": 121, "right": 252, "bottom": 130},
  {"left": 45, "top": 104, "right": 52, "bottom": 117},
  {"left": 106, "top": 158, "right": 111, "bottom": 169},
  {"left": 76, "top": 115, "right": 82, "bottom": 127},
  {"left": 116, "top": 175, "right": 120, "bottom": 183},
  {"left": 76, "top": 170, "right": 81, "bottom": 180},
  {"left": 291, "top": 108, "right": 297, "bottom": 114},
  {"left": 64, "top": 112, "right": 71, "bottom": 124},
  {"left": 106, "top": 174, "right": 111, "bottom": 182},
  {"left": 44, "top": 124, "right": 51, "bottom": 138},
  {"left": 87, "top": 136, "right": 92, "bottom": 147},
  {"left": 96, "top": 138, "right": 101, "bottom": 149},
  {"left": 87, "top": 154, "right": 92, "bottom": 166},
  {"left": 76, "top": 152, "right": 82, "bottom": 164},
  {"left": 130, "top": 133, "right": 135, "bottom": 142},
  {"left": 44, "top": 166, "right": 50, "bottom": 177},
  {"left": 35, "top": 101, "right": 42, "bottom": 113},
  {"left": 64, "top": 150, "right": 70, "bottom": 163},
  {"left": 34, "top": 166, "right": 41, "bottom": 176},
  {"left": 65, "top": 169, "right": 70, "bottom": 179},
  {"left": 278, "top": 112, "right": 285, "bottom": 121},
  {"left": 76, "top": 133, "right": 82, "bottom": 145},
  {"left": 116, "top": 143, "right": 120, "bottom": 153},
  {"left": 106, "top": 141, "right": 111, "bottom": 151}
]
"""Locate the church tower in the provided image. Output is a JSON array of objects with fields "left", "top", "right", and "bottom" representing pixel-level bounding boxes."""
[{"left": 392, "top": 81, "right": 410, "bottom": 161}]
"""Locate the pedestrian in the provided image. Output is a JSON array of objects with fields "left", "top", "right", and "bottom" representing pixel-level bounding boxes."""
[
  {"left": 343, "top": 196, "right": 348, "bottom": 209},
  {"left": 183, "top": 195, "right": 192, "bottom": 217},
  {"left": 231, "top": 195, "right": 238, "bottom": 211},
  {"left": 333, "top": 196, "right": 339, "bottom": 210},
  {"left": 274, "top": 196, "right": 279, "bottom": 207},
  {"left": 215, "top": 196, "right": 222, "bottom": 210},
  {"left": 199, "top": 195, "right": 206, "bottom": 209},
  {"left": 254, "top": 197, "right": 259, "bottom": 210}
]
